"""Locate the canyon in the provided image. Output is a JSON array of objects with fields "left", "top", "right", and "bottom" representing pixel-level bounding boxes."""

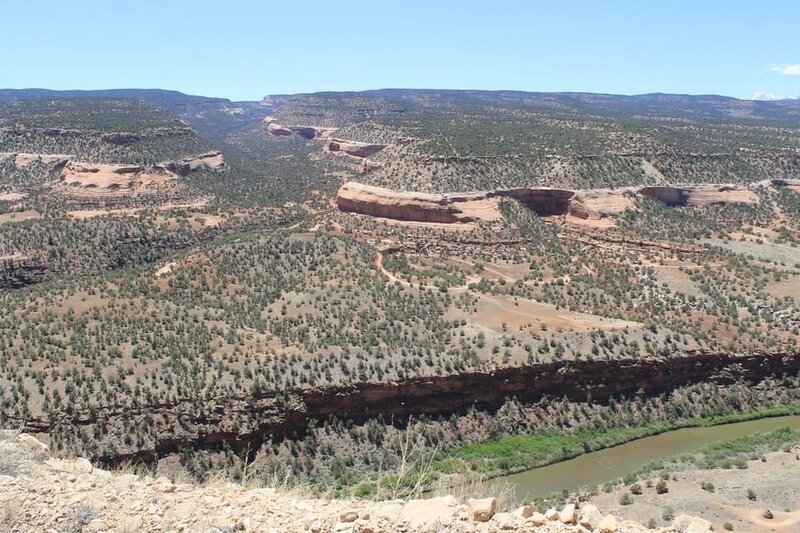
[{"left": 15, "top": 349, "right": 799, "bottom": 467}]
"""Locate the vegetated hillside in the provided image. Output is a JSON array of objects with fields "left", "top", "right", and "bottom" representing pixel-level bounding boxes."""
[
  {"left": 268, "top": 89, "right": 800, "bottom": 192},
  {"left": 0, "top": 89, "right": 798, "bottom": 507}
]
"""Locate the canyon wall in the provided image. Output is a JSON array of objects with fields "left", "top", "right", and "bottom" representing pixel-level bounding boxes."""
[
  {"left": 491, "top": 187, "right": 575, "bottom": 216},
  {"left": 639, "top": 185, "right": 758, "bottom": 207},
  {"left": 14, "top": 350, "right": 800, "bottom": 464},
  {"left": 325, "top": 139, "right": 387, "bottom": 158},
  {"left": 337, "top": 182, "right": 764, "bottom": 224},
  {"left": 336, "top": 182, "right": 490, "bottom": 223}
]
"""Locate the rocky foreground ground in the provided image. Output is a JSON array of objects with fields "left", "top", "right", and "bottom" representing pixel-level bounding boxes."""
[{"left": 0, "top": 432, "right": 714, "bottom": 533}]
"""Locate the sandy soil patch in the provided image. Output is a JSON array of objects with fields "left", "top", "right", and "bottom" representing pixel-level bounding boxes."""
[
  {"left": 592, "top": 448, "right": 800, "bottom": 533},
  {"left": 0, "top": 209, "right": 42, "bottom": 224},
  {"left": 455, "top": 198, "right": 503, "bottom": 222},
  {"left": 653, "top": 266, "right": 703, "bottom": 298},
  {"left": 576, "top": 189, "right": 634, "bottom": 217},
  {"left": 641, "top": 159, "right": 666, "bottom": 183},
  {"left": 765, "top": 275, "right": 800, "bottom": 299},
  {"left": 0, "top": 192, "right": 28, "bottom": 201},
  {"left": 702, "top": 238, "right": 800, "bottom": 266},
  {"left": 469, "top": 293, "right": 640, "bottom": 334}
]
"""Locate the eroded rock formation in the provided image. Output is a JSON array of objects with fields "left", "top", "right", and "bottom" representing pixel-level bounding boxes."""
[
  {"left": 336, "top": 181, "right": 761, "bottom": 224},
  {"left": 2, "top": 152, "right": 74, "bottom": 169},
  {"left": 639, "top": 185, "right": 757, "bottom": 206},
  {"left": 337, "top": 182, "right": 494, "bottom": 223},
  {"left": 158, "top": 151, "right": 225, "bottom": 176},
  {"left": 54, "top": 152, "right": 223, "bottom": 198},
  {"left": 326, "top": 138, "right": 386, "bottom": 158},
  {"left": 57, "top": 162, "right": 175, "bottom": 196},
  {"left": 495, "top": 188, "right": 575, "bottom": 216},
  {"left": 289, "top": 126, "right": 338, "bottom": 140},
  {"left": 265, "top": 120, "right": 293, "bottom": 136}
]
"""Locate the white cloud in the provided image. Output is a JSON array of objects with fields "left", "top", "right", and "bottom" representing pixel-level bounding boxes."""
[
  {"left": 769, "top": 64, "right": 800, "bottom": 75},
  {"left": 750, "top": 91, "right": 783, "bottom": 101}
]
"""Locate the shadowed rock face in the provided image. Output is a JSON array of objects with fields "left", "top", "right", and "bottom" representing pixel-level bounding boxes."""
[
  {"left": 494, "top": 188, "right": 576, "bottom": 216},
  {"left": 639, "top": 185, "right": 758, "bottom": 207},
  {"left": 639, "top": 186, "right": 691, "bottom": 206},
  {"left": 289, "top": 126, "right": 337, "bottom": 140}
]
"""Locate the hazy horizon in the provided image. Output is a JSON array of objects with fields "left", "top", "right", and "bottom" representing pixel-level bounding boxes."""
[{"left": 1, "top": 1, "right": 798, "bottom": 101}]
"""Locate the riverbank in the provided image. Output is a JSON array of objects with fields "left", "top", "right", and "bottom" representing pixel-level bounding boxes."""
[
  {"left": 432, "top": 405, "right": 800, "bottom": 494},
  {"left": 590, "top": 427, "right": 800, "bottom": 532},
  {"left": 1, "top": 430, "right": 704, "bottom": 532}
]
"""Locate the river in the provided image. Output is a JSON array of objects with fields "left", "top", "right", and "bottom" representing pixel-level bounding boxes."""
[{"left": 490, "top": 415, "right": 800, "bottom": 504}]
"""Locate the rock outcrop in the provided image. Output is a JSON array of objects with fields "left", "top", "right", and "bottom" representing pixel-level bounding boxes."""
[
  {"left": 289, "top": 126, "right": 338, "bottom": 140},
  {"left": 326, "top": 138, "right": 387, "bottom": 158},
  {"left": 337, "top": 181, "right": 761, "bottom": 224},
  {"left": 265, "top": 118, "right": 293, "bottom": 136},
  {"left": 496, "top": 187, "right": 575, "bottom": 216},
  {"left": 263, "top": 117, "right": 337, "bottom": 140},
  {"left": 158, "top": 151, "right": 225, "bottom": 176},
  {"left": 337, "top": 181, "right": 500, "bottom": 223},
  {"left": 0, "top": 152, "right": 74, "bottom": 169},
  {"left": 12, "top": 349, "right": 799, "bottom": 468},
  {"left": 57, "top": 161, "right": 176, "bottom": 197},
  {"left": 52, "top": 152, "right": 223, "bottom": 198},
  {"left": 639, "top": 185, "right": 757, "bottom": 206},
  {"left": 0, "top": 432, "right": 688, "bottom": 532}
]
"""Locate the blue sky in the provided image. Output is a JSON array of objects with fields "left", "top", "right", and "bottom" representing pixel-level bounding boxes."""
[{"left": 1, "top": 0, "right": 798, "bottom": 101}]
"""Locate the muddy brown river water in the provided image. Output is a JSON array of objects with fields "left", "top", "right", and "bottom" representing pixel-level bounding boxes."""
[{"left": 491, "top": 415, "right": 800, "bottom": 504}]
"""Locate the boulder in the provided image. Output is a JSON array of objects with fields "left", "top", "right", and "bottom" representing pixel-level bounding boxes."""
[
  {"left": 516, "top": 505, "right": 534, "bottom": 518},
  {"left": 578, "top": 503, "right": 603, "bottom": 528},
  {"left": 17, "top": 434, "right": 49, "bottom": 458},
  {"left": 598, "top": 514, "right": 617, "bottom": 533},
  {"left": 467, "top": 497, "right": 497, "bottom": 522},
  {"left": 492, "top": 512, "right": 519, "bottom": 530},
  {"left": 527, "top": 512, "right": 546, "bottom": 526},
  {"left": 560, "top": 503, "right": 576, "bottom": 524},
  {"left": 761, "top": 509, "right": 774, "bottom": 519},
  {"left": 74, "top": 458, "right": 93, "bottom": 473},
  {"left": 673, "top": 514, "right": 713, "bottom": 532},
  {"left": 544, "top": 508, "right": 560, "bottom": 521},
  {"left": 340, "top": 511, "right": 359, "bottom": 523}
]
